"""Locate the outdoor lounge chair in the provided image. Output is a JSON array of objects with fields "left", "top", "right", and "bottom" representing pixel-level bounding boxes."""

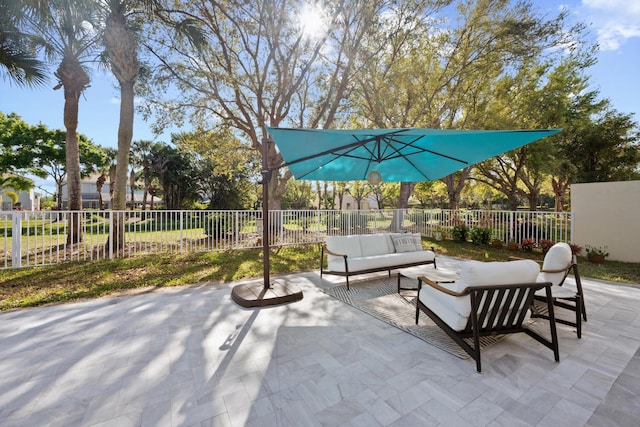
[
  {"left": 416, "top": 259, "right": 559, "bottom": 372},
  {"left": 512, "top": 242, "right": 586, "bottom": 338}
]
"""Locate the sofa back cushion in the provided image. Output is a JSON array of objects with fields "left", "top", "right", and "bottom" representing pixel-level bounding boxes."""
[
  {"left": 360, "top": 234, "right": 392, "bottom": 257},
  {"left": 540, "top": 242, "right": 572, "bottom": 286},
  {"left": 391, "top": 234, "right": 421, "bottom": 253},
  {"left": 325, "top": 235, "right": 362, "bottom": 262}
]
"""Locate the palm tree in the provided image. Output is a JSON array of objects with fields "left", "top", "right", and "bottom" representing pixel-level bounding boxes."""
[
  {"left": 26, "top": 0, "right": 101, "bottom": 243},
  {"left": 0, "top": 1, "right": 48, "bottom": 87},
  {"left": 129, "top": 168, "right": 136, "bottom": 209},
  {"left": 131, "top": 140, "right": 154, "bottom": 210},
  {"left": 101, "top": 1, "right": 204, "bottom": 247},
  {"left": 95, "top": 147, "right": 116, "bottom": 209},
  {"left": 101, "top": 0, "right": 147, "bottom": 248}
]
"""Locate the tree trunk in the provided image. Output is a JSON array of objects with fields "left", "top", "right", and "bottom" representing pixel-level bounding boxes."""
[
  {"left": 56, "top": 54, "right": 88, "bottom": 244},
  {"left": 56, "top": 181, "right": 64, "bottom": 211},
  {"left": 109, "top": 79, "right": 135, "bottom": 249},
  {"left": 526, "top": 191, "right": 539, "bottom": 211},
  {"left": 442, "top": 168, "right": 471, "bottom": 211},
  {"left": 389, "top": 182, "right": 415, "bottom": 232},
  {"left": 507, "top": 192, "right": 519, "bottom": 211},
  {"left": 105, "top": 7, "right": 139, "bottom": 251},
  {"left": 397, "top": 182, "right": 415, "bottom": 209},
  {"left": 129, "top": 169, "right": 136, "bottom": 209},
  {"left": 552, "top": 176, "right": 569, "bottom": 212},
  {"left": 96, "top": 175, "right": 105, "bottom": 210},
  {"left": 142, "top": 165, "right": 149, "bottom": 211}
]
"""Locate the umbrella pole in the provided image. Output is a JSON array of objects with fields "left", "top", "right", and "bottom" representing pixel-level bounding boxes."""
[
  {"left": 230, "top": 136, "right": 303, "bottom": 308},
  {"left": 261, "top": 138, "right": 271, "bottom": 289}
]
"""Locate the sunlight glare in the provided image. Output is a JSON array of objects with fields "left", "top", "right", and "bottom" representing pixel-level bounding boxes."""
[{"left": 297, "top": 3, "right": 327, "bottom": 40}]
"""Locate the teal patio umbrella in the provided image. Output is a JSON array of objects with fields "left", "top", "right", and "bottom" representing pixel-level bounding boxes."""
[
  {"left": 231, "top": 127, "right": 561, "bottom": 308},
  {"left": 267, "top": 127, "right": 561, "bottom": 183}
]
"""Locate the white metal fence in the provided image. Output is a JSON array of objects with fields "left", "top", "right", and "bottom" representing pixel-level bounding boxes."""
[{"left": 0, "top": 209, "right": 572, "bottom": 269}]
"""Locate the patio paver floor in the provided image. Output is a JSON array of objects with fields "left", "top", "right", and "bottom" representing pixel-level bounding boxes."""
[{"left": 0, "top": 256, "right": 638, "bottom": 426}]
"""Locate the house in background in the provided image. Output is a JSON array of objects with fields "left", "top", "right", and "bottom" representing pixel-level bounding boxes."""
[
  {"left": 313, "top": 193, "right": 379, "bottom": 210},
  {"left": 60, "top": 173, "right": 161, "bottom": 209},
  {"left": 0, "top": 188, "right": 41, "bottom": 211},
  {"left": 340, "top": 194, "right": 379, "bottom": 210}
]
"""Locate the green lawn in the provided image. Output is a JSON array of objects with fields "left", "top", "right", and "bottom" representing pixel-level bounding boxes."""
[{"left": 0, "top": 239, "right": 638, "bottom": 312}]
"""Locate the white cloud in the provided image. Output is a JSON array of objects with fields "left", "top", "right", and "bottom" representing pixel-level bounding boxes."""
[{"left": 581, "top": 0, "right": 640, "bottom": 50}]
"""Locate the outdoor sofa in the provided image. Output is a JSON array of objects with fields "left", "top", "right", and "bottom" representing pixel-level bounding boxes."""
[{"left": 320, "top": 233, "right": 436, "bottom": 289}]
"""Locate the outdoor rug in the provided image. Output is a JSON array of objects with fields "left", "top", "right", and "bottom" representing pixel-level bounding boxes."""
[{"left": 321, "top": 276, "right": 506, "bottom": 359}]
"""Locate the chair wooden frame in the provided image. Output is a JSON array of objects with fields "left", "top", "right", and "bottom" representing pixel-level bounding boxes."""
[
  {"left": 416, "top": 276, "right": 560, "bottom": 373},
  {"left": 510, "top": 255, "right": 587, "bottom": 338}
]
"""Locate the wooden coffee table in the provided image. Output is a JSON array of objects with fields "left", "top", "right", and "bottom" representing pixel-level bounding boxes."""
[{"left": 397, "top": 266, "right": 458, "bottom": 293}]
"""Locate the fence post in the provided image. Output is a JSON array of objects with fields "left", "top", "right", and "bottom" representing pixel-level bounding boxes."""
[
  {"left": 570, "top": 212, "right": 575, "bottom": 244},
  {"left": 509, "top": 211, "right": 515, "bottom": 243},
  {"left": 180, "top": 211, "right": 184, "bottom": 253},
  {"left": 234, "top": 211, "right": 239, "bottom": 249},
  {"left": 11, "top": 211, "right": 22, "bottom": 268},
  {"left": 108, "top": 211, "right": 113, "bottom": 260}
]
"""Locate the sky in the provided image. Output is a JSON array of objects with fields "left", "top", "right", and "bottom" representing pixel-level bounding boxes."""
[{"left": 0, "top": 0, "right": 639, "bottom": 192}]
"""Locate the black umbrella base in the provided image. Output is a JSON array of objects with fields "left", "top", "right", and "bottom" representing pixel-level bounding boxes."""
[{"left": 231, "top": 281, "right": 303, "bottom": 308}]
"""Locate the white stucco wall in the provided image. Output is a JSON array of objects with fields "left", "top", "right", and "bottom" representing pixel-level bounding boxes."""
[{"left": 571, "top": 181, "right": 640, "bottom": 263}]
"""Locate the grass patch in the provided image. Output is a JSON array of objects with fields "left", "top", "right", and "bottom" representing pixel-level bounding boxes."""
[
  {"left": 0, "top": 246, "right": 320, "bottom": 311},
  {"left": 1, "top": 240, "right": 638, "bottom": 312}
]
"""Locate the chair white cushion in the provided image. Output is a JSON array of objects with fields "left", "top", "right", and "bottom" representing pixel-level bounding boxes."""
[
  {"left": 419, "top": 260, "right": 540, "bottom": 331},
  {"left": 540, "top": 242, "right": 572, "bottom": 286},
  {"left": 535, "top": 284, "right": 576, "bottom": 299}
]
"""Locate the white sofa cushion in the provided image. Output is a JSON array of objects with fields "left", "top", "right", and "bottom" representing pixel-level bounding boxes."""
[
  {"left": 324, "top": 233, "right": 434, "bottom": 273},
  {"left": 327, "top": 250, "right": 435, "bottom": 273},
  {"left": 419, "top": 259, "right": 540, "bottom": 331},
  {"left": 360, "top": 234, "right": 392, "bottom": 257},
  {"left": 326, "top": 235, "right": 362, "bottom": 263},
  {"left": 384, "top": 234, "right": 397, "bottom": 253}
]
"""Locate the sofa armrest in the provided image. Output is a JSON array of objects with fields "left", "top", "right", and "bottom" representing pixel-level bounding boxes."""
[
  {"left": 418, "top": 276, "right": 467, "bottom": 297},
  {"left": 323, "top": 244, "right": 348, "bottom": 258}
]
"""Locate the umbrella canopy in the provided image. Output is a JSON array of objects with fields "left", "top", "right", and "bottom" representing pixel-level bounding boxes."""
[{"left": 267, "top": 127, "right": 561, "bottom": 182}]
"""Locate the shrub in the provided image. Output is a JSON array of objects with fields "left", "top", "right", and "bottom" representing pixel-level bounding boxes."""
[
  {"left": 490, "top": 239, "right": 503, "bottom": 248},
  {"left": 521, "top": 238, "right": 535, "bottom": 252},
  {"left": 451, "top": 225, "right": 469, "bottom": 243},
  {"left": 507, "top": 239, "right": 519, "bottom": 251},
  {"left": 586, "top": 245, "right": 609, "bottom": 257},
  {"left": 539, "top": 239, "right": 555, "bottom": 255},
  {"left": 469, "top": 227, "right": 492, "bottom": 245}
]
